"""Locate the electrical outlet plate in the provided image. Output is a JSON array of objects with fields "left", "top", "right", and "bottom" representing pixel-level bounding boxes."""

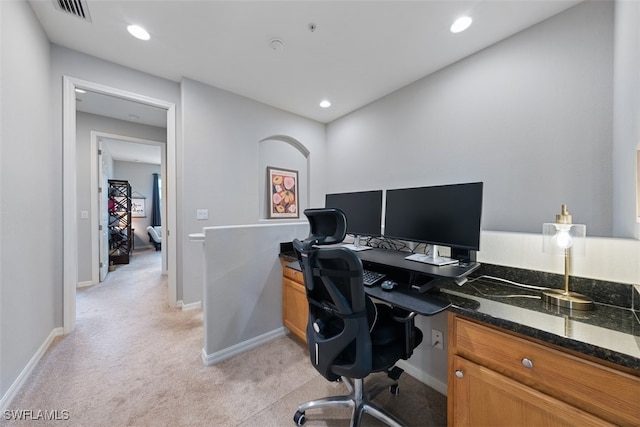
[
  {"left": 431, "top": 329, "right": 443, "bottom": 350},
  {"left": 196, "top": 209, "right": 208, "bottom": 220}
]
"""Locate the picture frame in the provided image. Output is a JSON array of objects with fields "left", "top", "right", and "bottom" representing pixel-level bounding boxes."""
[
  {"left": 267, "top": 167, "right": 299, "bottom": 219},
  {"left": 131, "top": 197, "right": 146, "bottom": 218}
]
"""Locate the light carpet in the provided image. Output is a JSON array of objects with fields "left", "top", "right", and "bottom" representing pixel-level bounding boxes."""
[{"left": 6, "top": 249, "right": 446, "bottom": 426}]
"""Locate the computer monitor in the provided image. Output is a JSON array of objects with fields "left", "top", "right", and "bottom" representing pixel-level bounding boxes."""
[
  {"left": 384, "top": 182, "right": 483, "bottom": 265},
  {"left": 325, "top": 190, "right": 383, "bottom": 251}
]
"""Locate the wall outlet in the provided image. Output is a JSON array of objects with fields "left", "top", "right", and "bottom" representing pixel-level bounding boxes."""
[
  {"left": 431, "top": 329, "right": 444, "bottom": 350},
  {"left": 196, "top": 209, "right": 208, "bottom": 220}
]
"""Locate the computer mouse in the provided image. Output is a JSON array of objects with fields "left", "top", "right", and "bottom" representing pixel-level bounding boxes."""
[{"left": 381, "top": 280, "right": 397, "bottom": 292}]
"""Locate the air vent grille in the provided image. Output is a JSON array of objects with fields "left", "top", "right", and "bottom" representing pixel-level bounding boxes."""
[{"left": 53, "top": 0, "right": 91, "bottom": 22}]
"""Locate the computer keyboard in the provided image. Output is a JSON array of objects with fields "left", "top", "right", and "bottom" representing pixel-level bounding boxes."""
[{"left": 362, "top": 269, "right": 386, "bottom": 287}]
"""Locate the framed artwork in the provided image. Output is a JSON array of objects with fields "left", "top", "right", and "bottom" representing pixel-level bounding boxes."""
[
  {"left": 131, "top": 197, "right": 146, "bottom": 218},
  {"left": 267, "top": 167, "right": 299, "bottom": 218}
]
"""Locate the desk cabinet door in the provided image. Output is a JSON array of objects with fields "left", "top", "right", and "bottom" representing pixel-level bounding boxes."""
[
  {"left": 451, "top": 315, "right": 640, "bottom": 425},
  {"left": 282, "top": 277, "right": 308, "bottom": 343},
  {"left": 450, "top": 355, "right": 613, "bottom": 427}
]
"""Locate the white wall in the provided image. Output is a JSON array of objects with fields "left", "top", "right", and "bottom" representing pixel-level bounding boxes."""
[
  {"left": 179, "top": 78, "right": 326, "bottom": 305},
  {"left": 327, "top": 1, "right": 615, "bottom": 237},
  {"left": 0, "top": 0, "right": 59, "bottom": 403},
  {"left": 113, "top": 161, "right": 161, "bottom": 250},
  {"left": 76, "top": 112, "right": 166, "bottom": 283}
]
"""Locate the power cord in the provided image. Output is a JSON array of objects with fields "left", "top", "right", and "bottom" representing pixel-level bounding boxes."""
[{"left": 464, "top": 275, "right": 550, "bottom": 299}]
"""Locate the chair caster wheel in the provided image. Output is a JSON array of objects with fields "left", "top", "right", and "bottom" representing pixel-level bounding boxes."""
[
  {"left": 294, "top": 410, "right": 306, "bottom": 426},
  {"left": 390, "top": 384, "right": 399, "bottom": 395}
]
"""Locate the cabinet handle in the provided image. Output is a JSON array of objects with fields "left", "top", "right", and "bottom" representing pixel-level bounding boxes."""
[
  {"left": 455, "top": 370, "right": 464, "bottom": 378},
  {"left": 521, "top": 358, "right": 534, "bottom": 369}
]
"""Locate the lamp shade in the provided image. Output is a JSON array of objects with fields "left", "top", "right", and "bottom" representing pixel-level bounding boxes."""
[
  {"left": 542, "top": 222, "right": 586, "bottom": 256},
  {"left": 541, "top": 204, "right": 592, "bottom": 310}
]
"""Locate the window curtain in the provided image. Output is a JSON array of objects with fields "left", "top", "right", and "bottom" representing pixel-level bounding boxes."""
[{"left": 151, "top": 173, "right": 161, "bottom": 226}]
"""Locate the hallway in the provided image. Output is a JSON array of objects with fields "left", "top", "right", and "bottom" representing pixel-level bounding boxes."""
[{"left": 6, "top": 249, "right": 446, "bottom": 426}]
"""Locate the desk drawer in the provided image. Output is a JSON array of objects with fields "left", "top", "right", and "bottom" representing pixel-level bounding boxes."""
[
  {"left": 283, "top": 264, "right": 304, "bottom": 284},
  {"left": 452, "top": 317, "right": 640, "bottom": 426}
]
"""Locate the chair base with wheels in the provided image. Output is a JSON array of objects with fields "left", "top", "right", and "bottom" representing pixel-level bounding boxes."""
[
  {"left": 292, "top": 208, "right": 423, "bottom": 427},
  {"left": 294, "top": 366, "right": 406, "bottom": 427}
]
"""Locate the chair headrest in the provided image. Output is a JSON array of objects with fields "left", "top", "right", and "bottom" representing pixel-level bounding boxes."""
[{"left": 302, "top": 208, "right": 347, "bottom": 246}]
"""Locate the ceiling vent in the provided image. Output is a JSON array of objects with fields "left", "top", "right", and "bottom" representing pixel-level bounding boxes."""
[{"left": 53, "top": 0, "right": 91, "bottom": 22}]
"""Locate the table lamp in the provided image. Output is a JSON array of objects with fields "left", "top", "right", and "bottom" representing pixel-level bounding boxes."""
[{"left": 541, "top": 204, "right": 594, "bottom": 310}]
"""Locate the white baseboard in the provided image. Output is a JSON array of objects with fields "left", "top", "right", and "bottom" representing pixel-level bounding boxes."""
[
  {"left": 177, "top": 300, "right": 202, "bottom": 311},
  {"left": 396, "top": 360, "right": 448, "bottom": 396},
  {"left": 201, "top": 327, "right": 287, "bottom": 366},
  {"left": 0, "top": 327, "right": 64, "bottom": 411},
  {"left": 77, "top": 280, "right": 93, "bottom": 288}
]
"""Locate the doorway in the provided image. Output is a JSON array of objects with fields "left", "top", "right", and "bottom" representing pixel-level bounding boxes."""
[
  {"left": 92, "top": 133, "right": 166, "bottom": 283},
  {"left": 63, "top": 76, "right": 177, "bottom": 333}
]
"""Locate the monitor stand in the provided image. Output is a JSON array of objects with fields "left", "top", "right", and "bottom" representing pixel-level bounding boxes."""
[
  {"left": 342, "top": 235, "right": 372, "bottom": 251},
  {"left": 405, "top": 244, "right": 458, "bottom": 266}
]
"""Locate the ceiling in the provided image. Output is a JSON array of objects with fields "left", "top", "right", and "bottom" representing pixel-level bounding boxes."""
[
  {"left": 76, "top": 89, "right": 167, "bottom": 128},
  {"left": 76, "top": 90, "right": 164, "bottom": 164},
  {"left": 29, "top": 0, "right": 582, "bottom": 124},
  {"left": 102, "top": 137, "right": 162, "bottom": 165}
]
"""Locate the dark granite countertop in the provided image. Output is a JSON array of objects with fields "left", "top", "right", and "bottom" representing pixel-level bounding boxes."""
[
  {"left": 281, "top": 250, "right": 640, "bottom": 373},
  {"left": 280, "top": 253, "right": 297, "bottom": 263},
  {"left": 437, "top": 273, "right": 640, "bottom": 373}
]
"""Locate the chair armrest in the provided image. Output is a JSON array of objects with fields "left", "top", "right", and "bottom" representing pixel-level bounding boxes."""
[
  {"left": 390, "top": 307, "right": 421, "bottom": 359},
  {"left": 391, "top": 308, "right": 417, "bottom": 323}
]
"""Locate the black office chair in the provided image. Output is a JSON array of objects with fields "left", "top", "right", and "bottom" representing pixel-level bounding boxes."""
[{"left": 292, "top": 208, "right": 423, "bottom": 427}]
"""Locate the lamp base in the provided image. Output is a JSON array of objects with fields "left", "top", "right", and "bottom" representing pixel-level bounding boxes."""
[{"left": 541, "top": 289, "right": 594, "bottom": 311}]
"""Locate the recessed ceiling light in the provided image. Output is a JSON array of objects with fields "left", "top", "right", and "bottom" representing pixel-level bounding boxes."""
[
  {"left": 74, "top": 88, "right": 86, "bottom": 94},
  {"left": 319, "top": 100, "right": 331, "bottom": 108},
  {"left": 127, "top": 24, "right": 150, "bottom": 41},
  {"left": 450, "top": 16, "right": 472, "bottom": 33}
]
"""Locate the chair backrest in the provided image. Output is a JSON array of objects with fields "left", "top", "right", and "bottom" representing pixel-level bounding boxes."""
[
  {"left": 293, "top": 208, "right": 372, "bottom": 380},
  {"left": 302, "top": 207, "right": 348, "bottom": 247}
]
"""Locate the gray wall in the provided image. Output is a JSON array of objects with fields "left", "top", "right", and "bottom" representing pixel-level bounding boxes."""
[
  {"left": 327, "top": 1, "right": 615, "bottom": 237},
  {"left": 51, "top": 45, "right": 179, "bottom": 298},
  {"left": 2, "top": 0, "right": 637, "bottom": 404},
  {"left": 326, "top": 0, "right": 620, "bottom": 389},
  {"left": 612, "top": 0, "right": 640, "bottom": 239},
  {"left": 113, "top": 160, "right": 161, "bottom": 250},
  {"left": 202, "top": 222, "right": 309, "bottom": 361},
  {"left": 52, "top": 46, "right": 327, "bottom": 305},
  {"left": 75, "top": 112, "right": 166, "bottom": 283},
  {"left": 179, "top": 78, "right": 326, "bottom": 304},
  {"left": 0, "top": 0, "right": 58, "bottom": 400}
]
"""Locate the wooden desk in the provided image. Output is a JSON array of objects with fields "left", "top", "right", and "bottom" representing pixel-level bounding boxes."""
[
  {"left": 448, "top": 313, "right": 639, "bottom": 426},
  {"left": 281, "top": 259, "right": 308, "bottom": 343},
  {"left": 281, "top": 249, "right": 462, "bottom": 342},
  {"left": 358, "top": 247, "right": 480, "bottom": 279}
]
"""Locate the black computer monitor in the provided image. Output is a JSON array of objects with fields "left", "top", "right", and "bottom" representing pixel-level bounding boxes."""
[
  {"left": 325, "top": 190, "right": 383, "bottom": 250},
  {"left": 384, "top": 182, "right": 483, "bottom": 265}
]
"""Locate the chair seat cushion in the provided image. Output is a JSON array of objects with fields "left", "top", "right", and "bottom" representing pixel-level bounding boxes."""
[{"left": 371, "top": 327, "right": 423, "bottom": 372}]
